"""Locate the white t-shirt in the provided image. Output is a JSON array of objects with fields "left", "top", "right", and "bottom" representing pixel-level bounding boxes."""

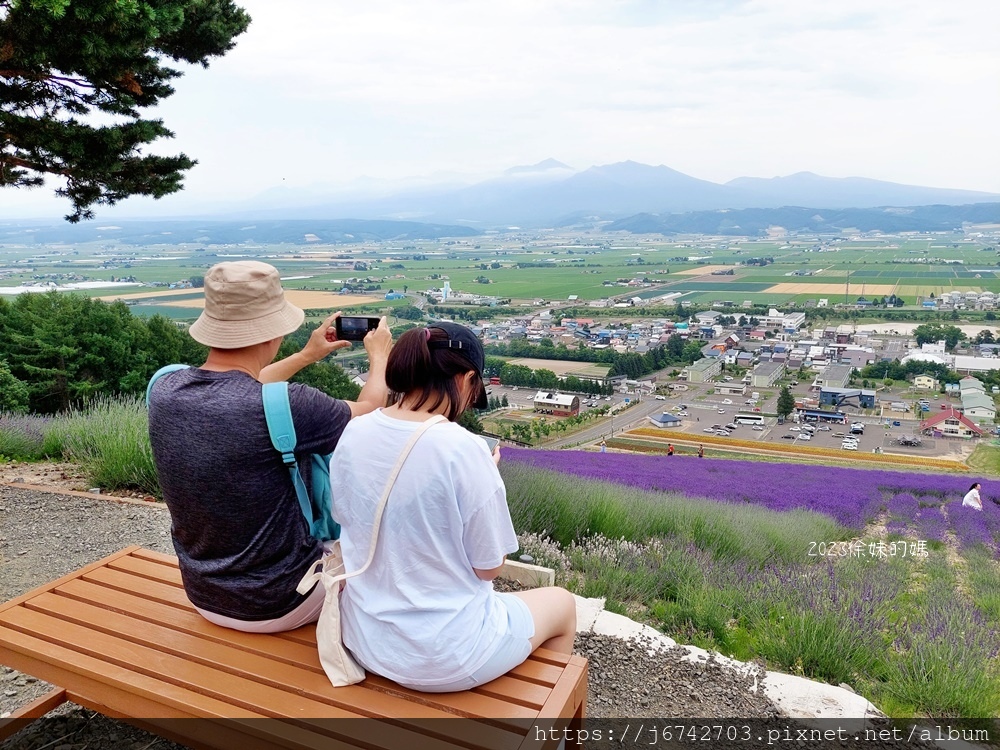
[
  {"left": 962, "top": 488, "right": 982, "bottom": 510},
  {"left": 330, "top": 409, "right": 518, "bottom": 687}
]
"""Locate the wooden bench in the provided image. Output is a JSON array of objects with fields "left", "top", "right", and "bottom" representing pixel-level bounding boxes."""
[{"left": 0, "top": 546, "right": 588, "bottom": 750}]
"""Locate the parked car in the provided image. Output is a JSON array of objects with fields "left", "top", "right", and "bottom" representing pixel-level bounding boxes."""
[
  {"left": 752, "top": 425, "right": 765, "bottom": 431},
  {"left": 723, "top": 376, "right": 734, "bottom": 382},
  {"left": 788, "top": 426, "right": 800, "bottom": 432},
  {"left": 714, "top": 430, "right": 731, "bottom": 437},
  {"left": 718, "top": 409, "right": 726, "bottom": 414},
  {"left": 816, "top": 425, "right": 831, "bottom": 431},
  {"left": 655, "top": 395, "right": 666, "bottom": 400},
  {"left": 781, "top": 434, "right": 796, "bottom": 440},
  {"left": 704, "top": 428, "right": 716, "bottom": 433},
  {"left": 725, "top": 423, "right": 738, "bottom": 430},
  {"left": 842, "top": 443, "right": 858, "bottom": 451},
  {"left": 798, "top": 433, "right": 812, "bottom": 440},
  {"left": 722, "top": 398, "right": 733, "bottom": 405}
]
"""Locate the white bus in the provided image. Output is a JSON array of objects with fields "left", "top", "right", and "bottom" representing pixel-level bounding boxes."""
[{"left": 733, "top": 413, "right": 765, "bottom": 426}]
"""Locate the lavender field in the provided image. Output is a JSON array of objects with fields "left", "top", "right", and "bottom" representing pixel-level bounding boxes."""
[
  {"left": 505, "top": 449, "right": 1000, "bottom": 554},
  {"left": 502, "top": 453, "right": 1000, "bottom": 718}
]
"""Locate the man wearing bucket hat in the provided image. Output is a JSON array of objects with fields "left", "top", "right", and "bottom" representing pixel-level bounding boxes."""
[{"left": 148, "top": 261, "right": 392, "bottom": 633}]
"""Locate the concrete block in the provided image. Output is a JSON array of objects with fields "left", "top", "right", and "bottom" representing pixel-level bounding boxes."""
[
  {"left": 574, "top": 596, "right": 605, "bottom": 632},
  {"left": 500, "top": 559, "right": 554, "bottom": 588}
]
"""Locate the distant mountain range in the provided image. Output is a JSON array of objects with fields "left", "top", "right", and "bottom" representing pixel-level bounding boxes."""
[
  {"left": 221, "top": 160, "right": 1000, "bottom": 227},
  {"left": 4, "top": 161, "right": 998, "bottom": 243},
  {"left": 606, "top": 203, "right": 1000, "bottom": 236},
  {"left": 4, "top": 202, "right": 997, "bottom": 246}
]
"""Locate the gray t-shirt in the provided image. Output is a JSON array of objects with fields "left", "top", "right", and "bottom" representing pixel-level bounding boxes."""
[{"left": 148, "top": 368, "right": 351, "bottom": 620}]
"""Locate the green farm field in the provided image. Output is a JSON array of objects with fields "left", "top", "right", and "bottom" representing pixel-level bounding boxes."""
[{"left": 1, "top": 230, "right": 996, "bottom": 312}]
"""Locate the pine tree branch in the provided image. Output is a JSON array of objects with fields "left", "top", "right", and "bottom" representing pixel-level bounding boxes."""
[
  {"left": 0, "top": 153, "right": 70, "bottom": 177},
  {"left": 0, "top": 69, "right": 97, "bottom": 89}
]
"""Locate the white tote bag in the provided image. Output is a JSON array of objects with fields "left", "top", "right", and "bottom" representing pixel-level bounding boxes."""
[{"left": 297, "top": 415, "right": 446, "bottom": 687}]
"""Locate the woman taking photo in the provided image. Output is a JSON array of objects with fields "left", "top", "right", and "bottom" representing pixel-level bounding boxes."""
[{"left": 331, "top": 322, "right": 576, "bottom": 692}]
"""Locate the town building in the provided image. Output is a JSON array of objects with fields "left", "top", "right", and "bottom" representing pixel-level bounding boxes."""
[
  {"left": 751, "top": 361, "right": 785, "bottom": 388},
  {"left": 920, "top": 408, "right": 985, "bottom": 438},
  {"left": 684, "top": 357, "right": 723, "bottom": 383},
  {"left": 647, "top": 412, "right": 682, "bottom": 429},
  {"left": 812, "top": 364, "right": 853, "bottom": 390},
  {"left": 960, "top": 391, "right": 997, "bottom": 421},
  {"left": 818, "top": 387, "right": 877, "bottom": 409},
  {"left": 532, "top": 392, "right": 581, "bottom": 417}
]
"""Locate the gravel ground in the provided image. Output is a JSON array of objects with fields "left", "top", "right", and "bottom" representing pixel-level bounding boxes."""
[{"left": 1, "top": 484, "right": 944, "bottom": 750}]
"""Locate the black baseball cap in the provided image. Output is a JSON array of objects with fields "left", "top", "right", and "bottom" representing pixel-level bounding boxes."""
[{"left": 427, "top": 321, "right": 488, "bottom": 410}]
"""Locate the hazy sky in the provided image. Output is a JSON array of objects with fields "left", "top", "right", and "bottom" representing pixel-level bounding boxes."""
[{"left": 4, "top": 0, "right": 999, "bottom": 219}]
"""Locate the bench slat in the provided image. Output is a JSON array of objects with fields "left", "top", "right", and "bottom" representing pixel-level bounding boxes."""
[
  {"left": 132, "top": 547, "right": 183, "bottom": 565},
  {"left": 58, "top": 565, "right": 557, "bottom": 720},
  {"left": 82, "top": 566, "right": 192, "bottom": 609},
  {"left": 1, "top": 607, "right": 365, "bottom": 719},
  {"left": 0, "top": 625, "right": 263, "bottom": 719},
  {"left": 55, "top": 578, "right": 323, "bottom": 667},
  {"left": 504, "top": 658, "right": 566, "bottom": 688},
  {"left": 29, "top": 592, "right": 533, "bottom": 725},
  {"left": 2, "top": 604, "right": 532, "bottom": 750},
  {"left": 108, "top": 554, "right": 184, "bottom": 587},
  {"left": 471, "top": 675, "right": 552, "bottom": 709},
  {"left": 0, "top": 546, "right": 140, "bottom": 616}
]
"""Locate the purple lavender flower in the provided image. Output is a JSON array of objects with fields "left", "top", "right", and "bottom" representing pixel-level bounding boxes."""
[
  {"left": 949, "top": 503, "right": 993, "bottom": 552},
  {"left": 505, "top": 449, "right": 998, "bottom": 544}
]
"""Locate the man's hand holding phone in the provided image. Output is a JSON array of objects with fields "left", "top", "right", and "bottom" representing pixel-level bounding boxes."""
[{"left": 304, "top": 312, "right": 352, "bottom": 362}]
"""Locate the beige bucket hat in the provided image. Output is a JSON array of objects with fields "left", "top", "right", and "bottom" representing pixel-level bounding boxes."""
[{"left": 189, "top": 261, "right": 305, "bottom": 348}]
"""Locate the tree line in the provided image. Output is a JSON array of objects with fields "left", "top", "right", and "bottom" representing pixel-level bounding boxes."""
[
  {"left": 483, "top": 333, "right": 703, "bottom": 379},
  {"left": 482, "top": 358, "right": 614, "bottom": 396},
  {"left": 0, "top": 292, "right": 359, "bottom": 415}
]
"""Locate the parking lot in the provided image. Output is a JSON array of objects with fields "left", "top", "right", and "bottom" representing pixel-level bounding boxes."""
[{"left": 485, "top": 375, "right": 974, "bottom": 461}]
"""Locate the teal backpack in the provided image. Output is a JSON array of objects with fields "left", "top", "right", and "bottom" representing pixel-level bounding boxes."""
[{"left": 146, "top": 365, "right": 340, "bottom": 542}]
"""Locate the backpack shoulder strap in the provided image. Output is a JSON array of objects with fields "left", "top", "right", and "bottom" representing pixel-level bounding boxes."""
[
  {"left": 146, "top": 364, "right": 191, "bottom": 405},
  {"left": 261, "top": 381, "right": 315, "bottom": 533},
  {"left": 261, "top": 381, "right": 297, "bottom": 458}
]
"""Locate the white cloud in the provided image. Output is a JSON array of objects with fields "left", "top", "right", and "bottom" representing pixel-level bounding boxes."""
[{"left": 3, "top": 0, "right": 998, "bottom": 218}]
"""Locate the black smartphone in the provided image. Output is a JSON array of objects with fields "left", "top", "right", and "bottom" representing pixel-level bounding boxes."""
[{"left": 335, "top": 316, "right": 380, "bottom": 341}]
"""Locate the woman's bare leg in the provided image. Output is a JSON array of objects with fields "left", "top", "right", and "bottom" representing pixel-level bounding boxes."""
[{"left": 510, "top": 586, "right": 577, "bottom": 654}]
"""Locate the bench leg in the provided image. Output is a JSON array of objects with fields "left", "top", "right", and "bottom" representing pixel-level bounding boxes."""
[{"left": 0, "top": 687, "right": 67, "bottom": 741}]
